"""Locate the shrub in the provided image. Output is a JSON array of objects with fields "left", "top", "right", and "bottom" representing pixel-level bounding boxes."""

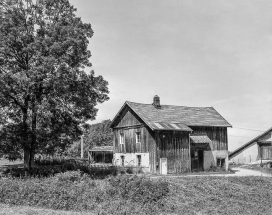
[
  {"left": 108, "top": 175, "right": 169, "bottom": 205},
  {"left": 126, "top": 166, "right": 133, "bottom": 174}
]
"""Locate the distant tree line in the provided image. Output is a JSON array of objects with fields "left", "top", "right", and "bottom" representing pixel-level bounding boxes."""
[{"left": 67, "top": 119, "right": 113, "bottom": 158}]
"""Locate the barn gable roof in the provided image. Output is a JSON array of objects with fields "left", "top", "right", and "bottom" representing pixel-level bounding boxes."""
[{"left": 111, "top": 101, "right": 232, "bottom": 130}]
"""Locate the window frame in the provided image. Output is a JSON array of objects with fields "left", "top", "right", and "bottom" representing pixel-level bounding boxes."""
[
  {"left": 216, "top": 158, "right": 225, "bottom": 168},
  {"left": 136, "top": 132, "right": 141, "bottom": 144},
  {"left": 120, "top": 132, "right": 124, "bottom": 145}
]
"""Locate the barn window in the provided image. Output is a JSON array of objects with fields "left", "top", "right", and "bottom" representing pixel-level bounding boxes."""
[
  {"left": 120, "top": 133, "right": 124, "bottom": 144},
  {"left": 120, "top": 155, "right": 125, "bottom": 166},
  {"left": 136, "top": 132, "right": 141, "bottom": 143},
  {"left": 137, "top": 155, "right": 141, "bottom": 167},
  {"left": 217, "top": 158, "right": 225, "bottom": 168}
]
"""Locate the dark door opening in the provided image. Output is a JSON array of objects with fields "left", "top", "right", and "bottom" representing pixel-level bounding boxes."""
[{"left": 191, "top": 149, "right": 204, "bottom": 171}]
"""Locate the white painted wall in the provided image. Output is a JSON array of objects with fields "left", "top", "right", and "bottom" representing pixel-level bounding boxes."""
[
  {"left": 114, "top": 153, "right": 150, "bottom": 171},
  {"left": 204, "top": 150, "right": 229, "bottom": 171}
]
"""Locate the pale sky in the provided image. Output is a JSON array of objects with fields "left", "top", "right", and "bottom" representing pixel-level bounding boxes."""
[{"left": 70, "top": 0, "right": 272, "bottom": 151}]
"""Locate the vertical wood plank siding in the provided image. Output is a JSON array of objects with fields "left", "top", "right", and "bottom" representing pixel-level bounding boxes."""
[
  {"left": 155, "top": 131, "right": 190, "bottom": 173},
  {"left": 116, "top": 106, "right": 141, "bottom": 127},
  {"left": 190, "top": 127, "right": 228, "bottom": 150},
  {"left": 112, "top": 108, "right": 157, "bottom": 172},
  {"left": 258, "top": 145, "right": 272, "bottom": 160}
]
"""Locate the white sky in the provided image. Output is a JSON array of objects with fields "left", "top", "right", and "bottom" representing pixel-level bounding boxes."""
[{"left": 70, "top": 0, "right": 272, "bottom": 151}]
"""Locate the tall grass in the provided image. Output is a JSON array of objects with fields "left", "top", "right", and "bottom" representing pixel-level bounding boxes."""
[
  {"left": 0, "top": 173, "right": 169, "bottom": 214},
  {"left": 1, "top": 174, "right": 272, "bottom": 214}
]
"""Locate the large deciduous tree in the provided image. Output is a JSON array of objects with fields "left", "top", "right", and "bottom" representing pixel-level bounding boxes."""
[{"left": 0, "top": 0, "right": 109, "bottom": 169}]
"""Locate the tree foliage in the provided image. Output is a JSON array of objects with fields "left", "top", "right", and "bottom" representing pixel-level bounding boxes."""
[
  {"left": 67, "top": 119, "right": 113, "bottom": 158},
  {"left": 0, "top": 0, "right": 109, "bottom": 168}
]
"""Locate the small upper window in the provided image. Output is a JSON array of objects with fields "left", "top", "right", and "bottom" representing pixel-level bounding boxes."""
[
  {"left": 120, "top": 133, "right": 124, "bottom": 144},
  {"left": 136, "top": 132, "right": 141, "bottom": 143}
]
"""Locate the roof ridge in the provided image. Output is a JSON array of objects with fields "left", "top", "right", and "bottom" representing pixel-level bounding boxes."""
[{"left": 127, "top": 101, "right": 213, "bottom": 109}]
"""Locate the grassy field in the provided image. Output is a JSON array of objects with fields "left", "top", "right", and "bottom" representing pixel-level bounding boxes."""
[
  {"left": 1, "top": 174, "right": 272, "bottom": 215},
  {"left": 1, "top": 159, "right": 272, "bottom": 214}
]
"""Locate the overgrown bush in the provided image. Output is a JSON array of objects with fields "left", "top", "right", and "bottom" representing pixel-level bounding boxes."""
[{"left": 108, "top": 175, "right": 169, "bottom": 205}]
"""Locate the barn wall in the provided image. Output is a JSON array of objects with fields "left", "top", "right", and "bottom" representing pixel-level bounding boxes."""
[
  {"left": 190, "top": 127, "right": 228, "bottom": 171},
  {"left": 115, "top": 106, "right": 142, "bottom": 127},
  {"left": 190, "top": 127, "right": 228, "bottom": 150},
  {"left": 203, "top": 150, "right": 229, "bottom": 170},
  {"left": 156, "top": 131, "right": 190, "bottom": 173},
  {"left": 258, "top": 145, "right": 272, "bottom": 160},
  {"left": 113, "top": 127, "right": 156, "bottom": 172},
  {"left": 112, "top": 108, "right": 157, "bottom": 173},
  {"left": 114, "top": 153, "right": 150, "bottom": 169}
]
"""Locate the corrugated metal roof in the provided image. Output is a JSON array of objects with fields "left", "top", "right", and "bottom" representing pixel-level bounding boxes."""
[
  {"left": 89, "top": 146, "right": 113, "bottom": 152},
  {"left": 124, "top": 101, "right": 232, "bottom": 128},
  {"left": 150, "top": 122, "right": 192, "bottom": 131},
  {"left": 190, "top": 135, "right": 212, "bottom": 144}
]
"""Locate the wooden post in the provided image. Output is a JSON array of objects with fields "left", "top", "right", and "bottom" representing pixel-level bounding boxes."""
[
  {"left": 188, "top": 132, "right": 191, "bottom": 172},
  {"left": 261, "top": 146, "right": 263, "bottom": 167}
]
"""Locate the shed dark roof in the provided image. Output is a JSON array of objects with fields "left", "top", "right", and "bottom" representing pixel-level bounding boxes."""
[
  {"left": 121, "top": 101, "right": 231, "bottom": 129},
  {"left": 89, "top": 146, "right": 113, "bottom": 152}
]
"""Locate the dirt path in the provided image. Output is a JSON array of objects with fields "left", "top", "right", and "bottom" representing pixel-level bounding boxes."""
[
  {"left": 229, "top": 167, "right": 272, "bottom": 177},
  {"left": 150, "top": 167, "right": 272, "bottom": 178},
  {"left": 0, "top": 204, "right": 92, "bottom": 215}
]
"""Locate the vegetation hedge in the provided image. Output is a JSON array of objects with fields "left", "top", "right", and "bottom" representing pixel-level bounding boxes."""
[{"left": 2, "top": 158, "right": 119, "bottom": 179}]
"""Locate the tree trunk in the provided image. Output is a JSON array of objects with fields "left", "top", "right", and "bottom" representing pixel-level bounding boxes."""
[
  {"left": 22, "top": 108, "right": 32, "bottom": 169},
  {"left": 23, "top": 147, "right": 34, "bottom": 169},
  {"left": 29, "top": 97, "right": 37, "bottom": 171}
]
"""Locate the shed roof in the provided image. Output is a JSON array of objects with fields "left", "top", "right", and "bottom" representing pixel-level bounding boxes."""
[
  {"left": 89, "top": 146, "right": 113, "bottom": 152},
  {"left": 190, "top": 135, "right": 212, "bottom": 144},
  {"left": 111, "top": 101, "right": 231, "bottom": 129}
]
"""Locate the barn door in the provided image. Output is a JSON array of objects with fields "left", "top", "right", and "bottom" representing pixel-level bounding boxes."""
[{"left": 191, "top": 149, "right": 204, "bottom": 171}]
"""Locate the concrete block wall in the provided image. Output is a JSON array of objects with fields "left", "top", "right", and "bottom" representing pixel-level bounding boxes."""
[{"left": 204, "top": 150, "right": 229, "bottom": 171}]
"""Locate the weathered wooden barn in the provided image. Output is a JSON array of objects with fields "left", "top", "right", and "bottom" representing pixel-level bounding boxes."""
[
  {"left": 229, "top": 127, "right": 272, "bottom": 164},
  {"left": 110, "top": 96, "right": 232, "bottom": 173}
]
